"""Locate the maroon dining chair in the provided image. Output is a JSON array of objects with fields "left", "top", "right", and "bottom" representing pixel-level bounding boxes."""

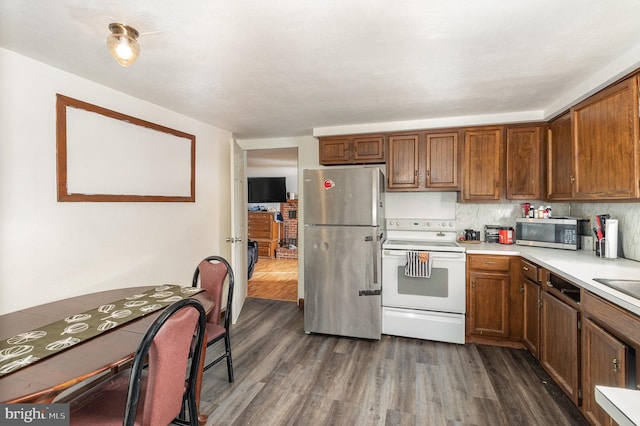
[
  {"left": 191, "top": 255, "right": 235, "bottom": 382},
  {"left": 69, "top": 298, "right": 207, "bottom": 426}
]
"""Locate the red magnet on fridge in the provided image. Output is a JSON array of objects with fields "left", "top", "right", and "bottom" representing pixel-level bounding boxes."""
[{"left": 323, "top": 179, "right": 335, "bottom": 189}]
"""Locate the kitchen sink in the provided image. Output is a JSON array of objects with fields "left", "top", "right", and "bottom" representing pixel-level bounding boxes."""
[{"left": 593, "top": 278, "right": 640, "bottom": 300}]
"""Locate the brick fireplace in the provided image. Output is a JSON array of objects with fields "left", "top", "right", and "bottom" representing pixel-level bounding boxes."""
[{"left": 276, "top": 200, "right": 298, "bottom": 259}]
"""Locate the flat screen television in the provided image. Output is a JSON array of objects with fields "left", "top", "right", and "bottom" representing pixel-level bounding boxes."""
[{"left": 248, "top": 177, "right": 287, "bottom": 203}]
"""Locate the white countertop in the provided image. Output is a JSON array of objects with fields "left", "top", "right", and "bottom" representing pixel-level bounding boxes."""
[
  {"left": 463, "top": 242, "right": 640, "bottom": 316},
  {"left": 595, "top": 386, "right": 640, "bottom": 426}
]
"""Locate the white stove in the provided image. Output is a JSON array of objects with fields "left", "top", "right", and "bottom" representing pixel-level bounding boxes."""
[{"left": 382, "top": 218, "right": 467, "bottom": 344}]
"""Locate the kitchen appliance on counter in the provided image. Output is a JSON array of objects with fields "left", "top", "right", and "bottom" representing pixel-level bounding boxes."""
[
  {"left": 484, "top": 225, "right": 500, "bottom": 243},
  {"left": 382, "top": 218, "right": 466, "bottom": 344},
  {"left": 515, "top": 217, "right": 587, "bottom": 250},
  {"left": 303, "top": 168, "right": 385, "bottom": 340}
]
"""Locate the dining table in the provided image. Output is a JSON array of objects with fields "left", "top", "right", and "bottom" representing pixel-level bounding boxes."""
[{"left": 0, "top": 285, "right": 213, "bottom": 424}]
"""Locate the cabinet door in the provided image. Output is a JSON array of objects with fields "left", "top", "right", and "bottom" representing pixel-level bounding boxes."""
[
  {"left": 353, "top": 135, "right": 385, "bottom": 163},
  {"left": 506, "top": 126, "right": 543, "bottom": 199},
  {"left": 522, "top": 278, "right": 540, "bottom": 358},
  {"left": 468, "top": 271, "right": 510, "bottom": 338},
  {"left": 319, "top": 137, "right": 351, "bottom": 165},
  {"left": 572, "top": 76, "right": 639, "bottom": 200},
  {"left": 463, "top": 128, "right": 503, "bottom": 200},
  {"left": 547, "top": 113, "right": 574, "bottom": 200},
  {"left": 387, "top": 134, "right": 420, "bottom": 190},
  {"left": 582, "top": 318, "right": 629, "bottom": 426},
  {"left": 425, "top": 132, "right": 459, "bottom": 189},
  {"left": 540, "top": 291, "right": 580, "bottom": 405}
]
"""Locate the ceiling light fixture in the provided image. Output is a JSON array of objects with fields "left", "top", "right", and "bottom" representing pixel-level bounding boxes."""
[{"left": 107, "top": 23, "right": 140, "bottom": 67}]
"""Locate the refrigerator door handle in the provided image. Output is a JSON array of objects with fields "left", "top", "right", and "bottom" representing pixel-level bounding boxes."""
[{"left": 364, "top": 234, "right": 380, "bottom": 287}]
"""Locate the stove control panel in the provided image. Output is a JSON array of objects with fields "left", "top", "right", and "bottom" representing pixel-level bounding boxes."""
[{"left": 386, "top": 218, "right": 456, "bottom": 231}]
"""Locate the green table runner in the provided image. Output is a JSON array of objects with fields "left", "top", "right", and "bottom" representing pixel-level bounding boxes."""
[{"left": 0, "top": 285, "right": 203, "bottom": 376}]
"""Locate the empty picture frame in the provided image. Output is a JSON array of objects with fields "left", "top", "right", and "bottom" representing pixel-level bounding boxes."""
[{"left": 56, "top": 94, "right": 196, "bottom": 202}]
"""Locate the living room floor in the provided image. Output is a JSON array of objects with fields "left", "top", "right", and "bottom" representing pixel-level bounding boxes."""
[{"left": 247, "top": 258, "right": 298, "bottom": 302}]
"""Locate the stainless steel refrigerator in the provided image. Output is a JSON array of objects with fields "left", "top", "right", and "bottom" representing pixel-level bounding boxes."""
[{"left": 303, "top": 167, "right": 385, "bottom": 339}]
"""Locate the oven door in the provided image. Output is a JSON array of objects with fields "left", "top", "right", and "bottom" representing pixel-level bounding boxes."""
[{"left": 382, "top": 249, "right": 466, "bottom": 313}]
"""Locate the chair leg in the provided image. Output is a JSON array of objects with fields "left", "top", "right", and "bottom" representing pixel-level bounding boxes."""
[{"left": 225, "top": 333, "right": 234, "bottom": 383}]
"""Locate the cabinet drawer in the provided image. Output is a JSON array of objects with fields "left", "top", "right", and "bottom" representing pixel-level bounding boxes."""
[
  {"left": 248, "top": 214, "right": 271, "bottom": 225},
  {"left": 520, "top": 259, "right": 538, "bottom": 282},
  {"left": 250, "top": 229, "right": 271, "bottom": 239},
  {"left": 583, "top": 291, "right": 640, "bottom": 348},
  {"left": 469, "top": 255, "right": 511, "bottom": 272},
  {"left": 256, "top": 241, "right": 273, "bottom": 257}
]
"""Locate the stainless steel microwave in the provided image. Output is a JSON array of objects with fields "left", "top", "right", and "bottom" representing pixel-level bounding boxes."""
[{"left": 515, "top": 217, "right": 587, "bottom": 250}]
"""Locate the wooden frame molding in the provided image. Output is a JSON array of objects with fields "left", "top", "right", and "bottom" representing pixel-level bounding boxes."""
[{"left": 56, "top": 94, "right": 196, "bottom": 202}]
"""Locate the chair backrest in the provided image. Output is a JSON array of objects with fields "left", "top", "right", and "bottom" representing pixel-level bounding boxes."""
[
  {"left": 125, "top": 298, "right": 206, "bottom": 426},
  {"left": 192, "top": 256, "right": 235, "bottom": 329}
]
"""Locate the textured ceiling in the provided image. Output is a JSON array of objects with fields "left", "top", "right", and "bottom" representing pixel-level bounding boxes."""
[{"left": 1, "top": 1, "right": 640, "bottom": 138}]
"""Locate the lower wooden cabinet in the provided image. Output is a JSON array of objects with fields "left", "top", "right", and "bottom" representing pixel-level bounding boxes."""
[
  {"left": 467, "top": 256, "right": 640, "bottom": 423},
  {"left": 466, "top": 255, "right": 523, "bottom": 344},
  {"left": 540, "top": 289, "right": 580, "bottom": 406},
  {"left": 581, "top": 317, "right": 630, "bottom": 426},
  {"left": 521, "top": 258, "right": 541, "bottom": 358},
  {"left": 522, "top": 277, "right": 541, "bottom": 358}
]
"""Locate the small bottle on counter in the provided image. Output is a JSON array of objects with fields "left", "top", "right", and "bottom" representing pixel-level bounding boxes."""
[
  {"left": 537, "top": 206, "right": 545, "bottom": 219},
  {"left": 546, "top": 206, "right": 552, "bottom": 218}
]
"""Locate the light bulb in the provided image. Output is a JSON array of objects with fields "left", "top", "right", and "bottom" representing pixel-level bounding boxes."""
[{"left": 107, "top": 23, "right": 140, "bottom": 67}]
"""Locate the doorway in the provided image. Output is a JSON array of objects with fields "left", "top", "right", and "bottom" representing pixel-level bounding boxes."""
[{"left": 246, "top": 148, "right": 299, "bottom": 302}]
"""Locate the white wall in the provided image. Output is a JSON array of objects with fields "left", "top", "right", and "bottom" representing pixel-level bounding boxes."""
[{"left": 0, "top": 48, "right": 232, "bottom": 314}]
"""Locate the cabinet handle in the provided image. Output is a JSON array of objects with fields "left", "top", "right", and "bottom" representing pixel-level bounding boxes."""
[
  {"left": 546, "top": 281, "right": 553, "bottom": 288},
  {"left": 612, "top": 358, "right": 620, "bottom": 373},
  {"left": 523, "top": 266, "right": 529, "bottom": 271},
  {"left": 519, "top": 284, "right": 524, "bottom": 293},
  {"left": 570, "top": 175, "right": 575, "bottom": 184}
]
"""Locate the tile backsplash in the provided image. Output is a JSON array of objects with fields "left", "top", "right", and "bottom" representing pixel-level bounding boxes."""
[
  {"left": 456, "top": 200, "right": 639, "bottom": 262},
  {"left": 570, "top": 203, "right": 640, "bottom": 262},
  {"left": 455, "top": 200, "right": 570, "bottom": 241}
]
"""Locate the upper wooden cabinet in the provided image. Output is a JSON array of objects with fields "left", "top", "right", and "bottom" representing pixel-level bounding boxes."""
[
  {"left": 462, "top": 127, "right": 503, "bottom": 201},
  {"left": 318, "top": 134, "right": 385, "bottom": 165},
  {"left": 506, "top": 126, "right": 544, "bottom": 200},
  {"left": 387, "top": 131, "right": 460, "bottom": 191},
  {"left": 571, "top": 75, "right": 640, "bottom": 200},
  {"left": 425, "top": 132, "right": 460, "bottom": 189},
  {"left": 387, "top": 133, "right": 420, "bottom": 190},
  {"left": 547, "top": 112, "right": 574, "bottom": 200}
]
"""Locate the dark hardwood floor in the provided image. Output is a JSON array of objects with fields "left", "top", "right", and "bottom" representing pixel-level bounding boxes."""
[{"left": 198, "top": 298, "right": 587, "bottom": 426}]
